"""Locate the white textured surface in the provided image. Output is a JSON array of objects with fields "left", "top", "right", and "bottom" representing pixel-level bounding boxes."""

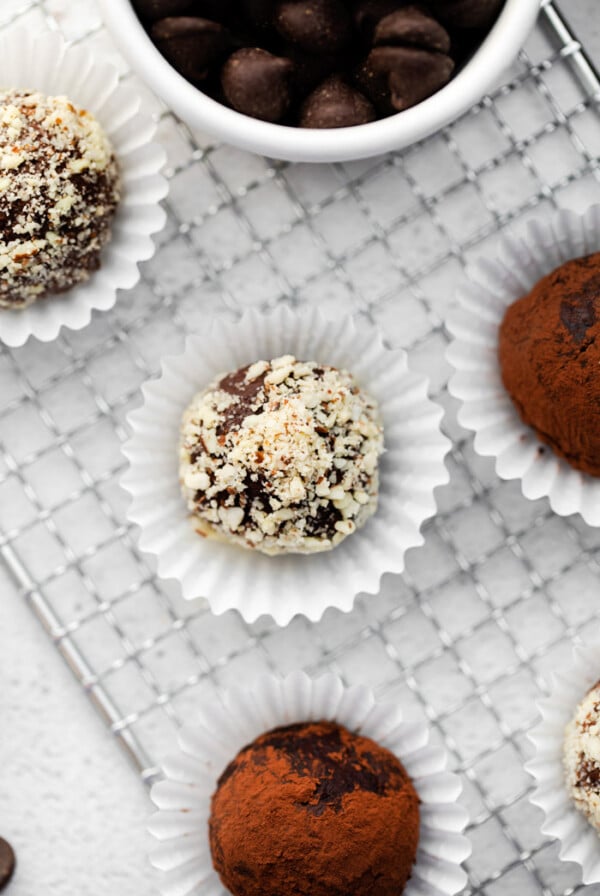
[
  {"left": 0, "top": 567, "right": 156, "bottom": 895},
  {"left": 0, "top": 1, "right": 600, "bottom": 896}
]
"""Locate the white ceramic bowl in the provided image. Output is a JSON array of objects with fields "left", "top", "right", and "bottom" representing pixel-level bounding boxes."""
[{"left": 98, "top": 0, "right": 540, "bottom": 163}]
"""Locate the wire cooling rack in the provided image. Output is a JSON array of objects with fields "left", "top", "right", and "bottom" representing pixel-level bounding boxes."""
[{"left": 2, "top": 0, "right": 600, "bottom": 892}]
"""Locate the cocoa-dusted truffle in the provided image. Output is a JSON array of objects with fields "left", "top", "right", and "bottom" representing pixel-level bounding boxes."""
[
  {"left": 0, "top": 89, "right": 120, "bottom": 308},
  {"left": 564, "top": 681, "right": 600, "bottom": 832},
  {"left": 499, "top": 253, "right": 600, "bottom": 477},
  {"left": 179, "top": 355, "right": 384, "bottom": 555},
  {"left": 209, "top": 721, "right": 420, "bottom": 896}
]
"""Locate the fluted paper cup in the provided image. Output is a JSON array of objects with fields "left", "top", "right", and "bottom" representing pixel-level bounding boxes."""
[
  {"left": 446, "top": 205, "right": 600, "bottom": 527},
  {"left": 122, "top": 305, "right": 450, "bottom": 625},
  {"left": 526, "top": 641, "right": 600, "bottom": 884},
  {"left": 148, "top": 671, "right": 471, "bottom": 896},
  {"left": 0, "top": 26, "right": 168, "bottom": 346}
]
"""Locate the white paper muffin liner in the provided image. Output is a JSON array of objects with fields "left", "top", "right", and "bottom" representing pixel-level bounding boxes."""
[
  {"left": 0, "top": 26, "right": 168, "bottom": 346},
  {"left": 148, "top": 671, "right": 471, "bottom": 896},
  {"left": 122, "top": 305, "right": 450, "bottom": 625},
  {"left": 446, "top": 205, "right": 600, "bottom": 526},
  {"left": 526, "top": 641, "right": 600, "bottom": 884}
]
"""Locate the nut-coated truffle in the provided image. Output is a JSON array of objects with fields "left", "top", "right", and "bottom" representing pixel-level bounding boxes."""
[
  {"left": 179, "top": 355, "right": 384, "bottom": 555},
  {"left": 209, "top": 721, "right": 420, "bottom": 896},
  {"left": 498, "top": 253, "right": 600, "bottom": 477},
  {"left": 564, "top": 681, "right": 600, "bottom": 832},
  {"left": 0, "top": 90, "right": 120, "bottom": 308}
]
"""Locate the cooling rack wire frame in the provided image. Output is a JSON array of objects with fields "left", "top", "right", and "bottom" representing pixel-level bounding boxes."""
[{"left": 1, "top": 1, "right": 600, "bottom": 893}]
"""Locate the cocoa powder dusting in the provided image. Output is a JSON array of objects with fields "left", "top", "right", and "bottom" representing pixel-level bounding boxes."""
[
  {"left": 498, "top": 252, "right": 600, "bottom": 477},
  {"left": 209, "top": 720, "right": 420, "bottom": 896}
]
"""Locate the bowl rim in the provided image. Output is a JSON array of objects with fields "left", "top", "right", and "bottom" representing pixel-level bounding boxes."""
[{"left": 98, "top": 0, "right": 541, "bottom": 162}]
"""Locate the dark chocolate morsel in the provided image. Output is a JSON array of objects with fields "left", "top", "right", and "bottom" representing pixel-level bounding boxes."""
[
  {"left": 194, "top": 0, "right": 238, "bottom": 20},
  {"left": 151, "top": 17, "right": 231, "bottom": 83},
  {"left": 0, "top": 838, "right": 15, "bottom": 891},
  {"left": 275, "top": 0, "right": 352, "bottom": 54},
  {"left": 133, "top": 0, "right": 194, "bottom": 22},
  {"left": 353, "top": 0, "right": 407, "bottom": 37},
  {"left": 359, "top": 45, "right": 454, "bottom": 113},
  {"left": 221, "top": 48, "right": 295, "bottom": 122},
  {"left": 241, "top": 0, "right": 276, "bottom": 29},
  {"left": 428, "top": 0, "right": 503, "bottom": 29},
  {"left": 374, "top": 6, "right": 451, "bottom": 53},
  {"left": 287, "top": 47, "right": 348, "bottom": 95},
  {"left": 300, "top": 75, "right": 376, "bottom": 127}
]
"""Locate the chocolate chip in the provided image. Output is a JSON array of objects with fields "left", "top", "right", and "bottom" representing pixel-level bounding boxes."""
[
  {"left": 359, "top": 44, "right": 454, "bottom": 112},
  {"left": 133, "top": 0, "right": 194, "bottom": 22},
  {"left": 222, "top": 48, "right": 295, "bottom": 122},
  {"left": 429, "top": 0, "right": 503, "bottom": 29},
  {"left": 0, "top": 839, "right": 15, "bottom": 891},
  {"left": 374, "top": 6, "right": 451, "bottom": 53},
  {"left": 151, "top": 17, "right": 231, "bottom": 82},
  {"left": 287, "top": 48, "right": 346, "bottom": 95},
  {"left": 139, "top": 0, "right": 502, "bottom": 125},
  {"left": 275, "top": 0, "right": 352, "bottom": 54},
  {"left": 241, "top": 0, "right": 275, "bottom": 29},
  {"left": 300, "top": 75, "right": 376, "bottom": 127},
  {"left": 353, "top": 0, "right": 405, "bottom": 38}
]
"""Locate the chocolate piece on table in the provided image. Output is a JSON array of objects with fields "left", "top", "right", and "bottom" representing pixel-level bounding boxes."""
[
  {"left": 300, "top": 76, "right": 376, "bottom": 127},
  {"left": 221, "top": 48, "right": 295, "bottom": 122},
  {"left": 0, "top": 839, "right": 15, "bottom": 891},
  {"left": 151, "top": 17, "right": 231, "bottom": 82},
  {"left": 275, "top": 0, "right": 353, "bottom": 54},
  {"left": 374, "top": 6, "right": 452, "bottom": 53}
]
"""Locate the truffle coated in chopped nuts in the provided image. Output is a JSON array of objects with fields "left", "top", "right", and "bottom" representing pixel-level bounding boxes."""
[
  {"left": 179, "top": 355, "right": 384, "bottom": 555},
  {"left": 564, "top": 681, "right": 600, "bottom": 832},
  {"left": 0, "top": 89, "right": 120, "bottom": 308}
]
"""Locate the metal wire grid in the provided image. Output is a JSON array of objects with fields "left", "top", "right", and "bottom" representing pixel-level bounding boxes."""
[{"left": 1, "top": 0, "right": 600, "bottom": 893}]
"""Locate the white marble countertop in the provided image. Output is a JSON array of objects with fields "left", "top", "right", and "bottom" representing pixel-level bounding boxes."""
[
  {"left": 0, "top": 1, "right": 599, "bottom": 895},
  {"left": 0, "top": 565, "right": 156, "bottom": 895}
]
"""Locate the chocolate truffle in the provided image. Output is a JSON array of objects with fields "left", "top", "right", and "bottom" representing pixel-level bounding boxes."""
[
  {"left": 564, "top": 681, "right": 600, "bottom": 832},
  {"left": 498, "top": 253, "right": 600, "bottom": 477},
  {"left": 0, "top": 89, "right": 120, "bottom": 308},
  {"left": 179, "top": 355, "right": 384, "bottom": 555},
  {"left": 209, "top": 721, "right": 420, "bottom": 896}
]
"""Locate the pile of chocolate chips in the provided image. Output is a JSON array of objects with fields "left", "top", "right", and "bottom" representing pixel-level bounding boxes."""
[{"left": 135, "top": 0, "right": 504, "bottom": 128}]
